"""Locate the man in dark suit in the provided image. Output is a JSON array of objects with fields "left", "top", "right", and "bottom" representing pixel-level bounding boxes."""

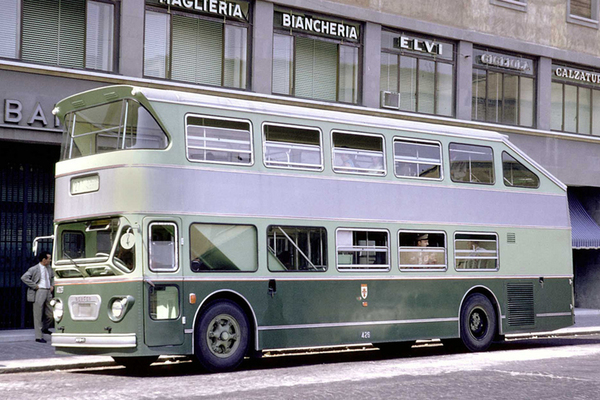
[{"left": 21, "top": 251, "right": 54, "bottom": 343}]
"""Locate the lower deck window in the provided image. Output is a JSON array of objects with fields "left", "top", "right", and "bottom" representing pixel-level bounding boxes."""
[
  {"left": 336, "top": 229, "right": 389, "bottom": 271},
  {"left": 399, "top": 231, "right": 446, "bottom": 271},
  {"left": 267, "top": 226, "right": 327, "bottom": 271},
  {"left": 149, "top": 285, "right": 179, "bottom": 320},
  {"left": 455, "top": 232, "right": 499, "bottom": 270},
  {"left": 190, "top": 223, "right": 257, "bottom": 272}
]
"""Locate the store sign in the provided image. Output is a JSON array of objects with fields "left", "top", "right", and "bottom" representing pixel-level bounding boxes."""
[
  {"left": 479, "top": 53, "right": 531, "bottom": 72},
  {"left": 276, "top": 11, "right": 360, "bottom": 42},
  {"left": 3, "top": 99, "right": 60, "bottom": 129},
  {"left": 155, "top": 0, "right": 249, "bottom": 21},
  {"left": 554, "top": 66, "right": 600, "bottom": 85},
  {"left": 393, "top": 36, "right": 442, "bottom": 55}
]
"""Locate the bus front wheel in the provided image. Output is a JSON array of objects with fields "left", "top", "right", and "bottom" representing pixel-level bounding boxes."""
[
  {"left": 460, "top": 293, "right": 497, "bottom": 352},
  {"left": 195, "top": 300, "right": 249, "bottom": 373}
]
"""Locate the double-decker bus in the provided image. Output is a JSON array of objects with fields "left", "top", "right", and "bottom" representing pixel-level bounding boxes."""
[{"left": 47, "top": 85, "right": 573, "bottom": 372}]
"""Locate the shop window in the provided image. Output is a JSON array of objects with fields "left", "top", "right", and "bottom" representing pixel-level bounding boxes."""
[
  {"left": 380, "top": 30, "right": 455, "bottom": 117},
  {"left": 267, "top": 226, "right": 327, "bottom": 272},
  {"left": 551, "top": 65, "right": 600, "bottom": 135},
  {"left": 186, "top": 115, "right": 252, "bottom": 165},
  {"left": 399, "top": 231, "right": 447, "bottom": 271},
  {"left": 472, "top": 48, "right": 535, "bottom": 128},
  {"left": 14, "top": 0, "right": 117, "bottom": 71},
  {"left": 0, "top": 0, "right": 20, "bottom": 59},
  {"left": 272, "top": 9, "right": 361, "bottom": 104},
  {"left": 144, "top": 1, "right": 250, "bottom": 89},
  {"left": 263, "top": 123, "right": 323, "bottom": 171},
  {"left": 332, "top": 131, "right": 385, "bottom": 175},
  {"left": 449, "top": 143, "right": 495, "bottom": 185},
  {"left": 502, "top": 152, "right": 539, "bottom": 188},
  {"left": 190, "top": 223, "right": 257, "bottom": 272},
  {"left": 455, "top": 233, "right": 499, "bottom": 271},
  {"left": 336, "top": 229, "right": 390, "bottom": 271},
  {"left": 394, "top": 138, "right": 442, "bottom": 180}
]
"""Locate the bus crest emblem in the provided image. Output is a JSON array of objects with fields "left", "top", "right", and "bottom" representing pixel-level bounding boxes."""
[{"left": 361, "top": 284, "right": 368, "bottom": 299}]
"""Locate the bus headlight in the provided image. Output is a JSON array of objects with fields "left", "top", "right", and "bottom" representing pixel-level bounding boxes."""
[
  {"left": 52, "top": 298, "right": 64, "bottom": 323},
  {"left": 108, "top": 296, "right": 134, "bottom": 322}
]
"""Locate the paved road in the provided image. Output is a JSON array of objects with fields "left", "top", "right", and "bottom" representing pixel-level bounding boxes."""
[{"left": 2, "top": 336, "right": 600, "bottom": 400}]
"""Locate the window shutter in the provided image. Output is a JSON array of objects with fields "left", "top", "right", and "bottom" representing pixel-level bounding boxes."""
[
  {"left": 144, "top": 11, "right": 170, "bottom": 78},
  {"left": 0, "top": 0, "right": 19, "bottom": 59},
  {"left": 172, "top": 15, "right": 223, "bottom": 86},
  {"left": 86, "top": 1, "right": 114, "bottom": 71},
  {"left": 22, "top": 0, "right": 60, "bottom": 65},
  {"left": 295, "top": 37, "right": 337, "bottom": 102},
  {"left": 22, "top": 0, "right": 85, "bottom": 68}
]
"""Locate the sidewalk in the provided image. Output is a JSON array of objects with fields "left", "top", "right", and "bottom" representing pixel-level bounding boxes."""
[{"left": 1, "top": 309, "right": 600, "bottom": 374}]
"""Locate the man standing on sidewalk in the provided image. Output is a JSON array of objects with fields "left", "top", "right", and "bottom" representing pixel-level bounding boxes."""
[{"left": 21, "top": 251, "right": 54, "bottom": 343}]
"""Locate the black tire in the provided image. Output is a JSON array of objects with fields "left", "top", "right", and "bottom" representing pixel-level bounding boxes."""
[
  {"left": 460, "top": 293, "right": 497, "bottom": 352},
  {"left": 195, "top": 300, "right": 249, "bottom": 373},
  {"left": 112, "top": 355, "right": 158, "bottom": 370}
]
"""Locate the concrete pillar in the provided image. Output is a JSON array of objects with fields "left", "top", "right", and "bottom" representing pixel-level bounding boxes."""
[
  {"left": 252, "top": 1, "right": 274, "bottom": 94},
  {"left": 455, "top": 41, "right": 473, "bottom": 121},
  {"left": 537, "top": 57, "right": 552, "bottom": 131},
  {"left": 362, "top": 22, "right": 381, "bottom": 108},
  {"left": 119, "top": 0, "right": 145, "bottom": 78}
]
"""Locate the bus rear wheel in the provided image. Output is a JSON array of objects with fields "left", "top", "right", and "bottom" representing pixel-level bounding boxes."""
[
  {"left": 460, "top": 293, "right": 497, "bottom": 352},
  {"left": 195, "top": 300, "right": 249, "bottom": 373}
]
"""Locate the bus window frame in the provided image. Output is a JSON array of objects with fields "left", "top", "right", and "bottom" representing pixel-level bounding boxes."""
[
  {"left": 454, "top": 231, "right": 500, "bottom": 272},
  {"left": 330, "top": 129, "right": 387, "bottom": 176},
  {"left": 501, "top": 151, "right": 540, "bottom": 189},
  {"left": 267, "top": 225, "right": 328, "bottom": 272},
  {"left": 148, "top": 222, "right": 180, "bottom": 273},
  {"left": 449, "top": 142, "right": 495, "bottom": 185},
  {"left": 189, "top": 222, "right": 259, "bottom": 273},
  {"left": 398, "top": 229, "right": 448, "bottom": 272},
  {"left": 262, "top": 121, "right": 324, "bottom": 172},
  {"left": 393, "top": 137, "right": 444, "bottom": 181},
  {"left": 148, "top": 284, "right": 181, "bottom": 321},
  {"left": 335, "top": 227, "right": 391, "bottom": 272},
  {"left": 185, "top": 113, "right": 254, "bottom": 167}
]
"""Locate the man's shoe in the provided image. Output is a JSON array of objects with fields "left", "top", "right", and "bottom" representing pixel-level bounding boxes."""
[
  {"left": 35, "top": 338, "right": 47, "bottom": 343},
  {"left": 41, "top": 329, "right": 52, "bottom": 335}
]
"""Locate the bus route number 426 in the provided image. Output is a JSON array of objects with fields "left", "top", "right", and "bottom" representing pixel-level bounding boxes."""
[{"left": 361, "top": 331, "right": 371, "bottom": 339}]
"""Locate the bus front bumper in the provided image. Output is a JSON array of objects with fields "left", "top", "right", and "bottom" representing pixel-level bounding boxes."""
[{"left": 51, "top": 333, "right": 137, "bottom": 348}]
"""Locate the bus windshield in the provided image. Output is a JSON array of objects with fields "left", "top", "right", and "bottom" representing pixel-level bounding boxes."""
[
  {"left": 60, "top": 99, "right": 168, "bottom": 160},
  {"left": 55, "top": 217, "right": 136, "bottom": 277}
]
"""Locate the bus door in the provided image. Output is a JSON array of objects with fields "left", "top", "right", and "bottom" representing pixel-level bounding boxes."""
[{"left": 143, "top": 219, "right": 184, "bottom": 347}]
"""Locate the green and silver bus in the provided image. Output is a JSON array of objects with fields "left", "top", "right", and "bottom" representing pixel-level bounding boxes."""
[{"left": 48, "top": 85, "right": 573, "bottom": 372}]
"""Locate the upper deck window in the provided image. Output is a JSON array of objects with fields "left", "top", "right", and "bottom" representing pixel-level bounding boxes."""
[
  {"left": 449, "top": 143, "right": 495, "bottom": 184},
  {"left": 61, "top": 99, "right": 168, "bottom": 160},
  {"left": 263, "top": 123, "right": 323, "bottom": 171},
  {"left": 186, "top": 115, "right": 252, "bottom": 165},
  {"left": 332, "top": 131, "right": 385, "bottom": 175},
  {"left": 502, "top": 152, "right": 539, "bottom": 188},
  {"left": 394, "top": 138, "right": 442, "bottom": 180}
]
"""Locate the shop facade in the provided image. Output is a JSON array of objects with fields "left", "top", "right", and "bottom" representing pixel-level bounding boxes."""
[{"left": 3, "top": 0, "right": 600, "bottom": 328}]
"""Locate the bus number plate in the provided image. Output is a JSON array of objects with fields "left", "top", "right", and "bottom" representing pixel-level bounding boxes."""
[{"left": 361, "top": 331, "right": 371, "bottom": 339}]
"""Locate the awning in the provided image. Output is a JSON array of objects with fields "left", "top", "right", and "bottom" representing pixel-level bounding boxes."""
[{"left": 569, "top": 192, "right": 600, "bottom": 249}]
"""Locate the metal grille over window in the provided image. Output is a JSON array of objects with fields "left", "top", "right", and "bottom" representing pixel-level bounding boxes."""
[
  {"left": 332, "top": 132, "right": 385, "bottom": 175},
  {"left": 186, "top": 116, "right": 252, "bottom": 165},
  {"left": 502, "top": 152, "right": 539, "bottom": 188},
  {"left": 449, "top": 143, "right": 495, "bottom": 184},
  {"left": 394, "top": 139, "right": 441, "bottom": 179},
  {"left": 264, "top": 124, "right": 322, "bottom": 170},
  {"left": 190, "top": 224, "right": 257, "bottom": 272},
  {"left": 455, "top": 233, "right": 499, "bottom": 270},
  {"left": 267, "top": 226, "right": 327, "bottom": 272},
  {"left": 337, "top": 229, "right": 389, "bottom": 271},
  {"left": 399, "top": 231, "right": 446, "bottom": 271}
]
